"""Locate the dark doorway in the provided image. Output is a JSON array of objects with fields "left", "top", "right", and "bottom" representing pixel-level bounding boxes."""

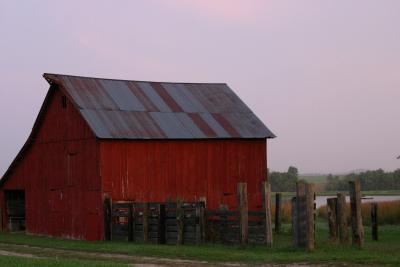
[{"left": 5, "top": 190, "right": 25, "bottom": 232}]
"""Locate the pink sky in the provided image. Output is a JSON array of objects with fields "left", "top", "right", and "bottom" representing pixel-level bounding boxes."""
[{"left": 0, "top": 0, "right": 399, "bottom": 175}]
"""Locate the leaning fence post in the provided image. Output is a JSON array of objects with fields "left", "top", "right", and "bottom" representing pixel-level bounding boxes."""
[
  {"left": 336, "top": 193, "right": 349, "bottom": 243},
  {"left": 305, "top": 183, "right": 315, "bottom": 251},
  {"left": 143, "top": 202, "right": 149, "bottom": 243},
  {"left": 327, "top": 197, "right": 338, "bottom": 242},
  {"left": 275, "top": 193, "right": 282, "bottom": 234},
  {"left": 176, "top": 198, "right": 184, "bottom": 245},
  {"left": 103, "top": 197, "right": 112, "bottom": 241},
  {"left": 237, "top": 182, "right": 248, "bottom": 245},
  {"left": 349, "top": 179, "right": 364, "bottom": 247},
  {"left": 371, "top": 202, "right": 378, "bottom": 241},
  {"left": 262, "top": 181, "right": 273, "bottom": 247}
]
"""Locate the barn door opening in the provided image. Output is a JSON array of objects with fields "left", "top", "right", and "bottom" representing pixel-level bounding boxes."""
[{"left": 5, "top": 190, "right": 25, "bottom": 232}]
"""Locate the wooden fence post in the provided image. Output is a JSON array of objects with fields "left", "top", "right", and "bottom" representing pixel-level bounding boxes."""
[
  {"left": 219, "top": 204, "right": 229, "bottom": 243},
  {"left": 262, "top": 181, "right": 273, "bottom": 247},
  {"left": 176, "top": 198, "right": 184, "bottom": 245},
  {"left": 336, "top": 193, "right": 348, "bottom": 243},
  {"left": 195, "top": 201, "right": 206, "bottom": 244},
  {"left": 237, "top": 183, "right": 248, "bottom": 245},
  {"left": 371, "top": 203, "right": 378, "bottom": 241},
  {"left": 291, "top": 197, "right": 298, "bottom": 247},
  {"left": 158, "top": 204, "right": 166, "bottom": 244},
  {"left": 296, "top": 182, "right": 306, "bottom": 247},
  {"left": 103, "top": 197, "right": 112, "bottom": 241},
  {"left": 327, "top": 198, "right": 337, "bottom": 242},
  {"left": 199, "top": 198, "right": 206, "bottom": 243},
  {"left": 143, "top": 202, "right": 149, "bottom": 243},
  {"left": 275, "top": 193, "right": 282, "bottom": 234},
  {"left": 349, "top": 179, "right": 364, "bottom": 247},
  {"left": 128, "top": 203, "right": 134, "bottom": 242},
  {"left": 305, "top": 183, "right": 315, "bottom": 251}
]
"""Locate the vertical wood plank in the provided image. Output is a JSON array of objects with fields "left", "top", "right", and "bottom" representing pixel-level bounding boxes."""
[
  {"left": 176, "top": 198, "right": 184, "bottom": 245},
  {"left": 158, "top": 204, "right": 166, "bottom": 244},
  {"left": 349, "top": 179, "right": 364, "bottom": 247},
  {"left": 237, "top": 182, "right": 248, "bottom": 245},
  {"left": 291, "top": 197, "right": 298, "bottom": 247},
  {"left": 128, "top": 203, "right": 134, "bottom": 242},
  {"left": 327, "top": 197, "right": 338, "bottom": 242},
  {"left": 103, "top": 197, "right": 111, "bottom": 241},
  {"left": 143, "top": 202, "right": 149, "bottom": 243},
  {"left": 305, "top": 183, "right": 315, "bottom": 251},
  {"left": 371, "top": 202, "right": 378, "bottom": 241},
  {"left": 262, "top": 181, "right": 273, "bottom": 247},
  {"left": 336, "top": 193, "right": 349, "bottom": 243},
  {"left": 275, "top": 193, "right": 282, "bottom": 234}
]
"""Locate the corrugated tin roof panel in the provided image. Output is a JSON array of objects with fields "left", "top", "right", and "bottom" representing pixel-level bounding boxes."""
[
  {"left": 199, "top": 113, "right": 230, "bottom": 138},
  {"left": 176, "top": 113, "right": 206, "bottom": 138},
  {"left": 135, "top": 82, "right": 172, "bottom": 112},
  {"left": 80, "top": 109, "right": 111, "bottom": 138},
  {"left": 99, "top": 79, "right": 146, "bottom": 111},
  {"left": 43, "top": 73, "right": 275, "bottom": 139},
  {"left": 149, "top": 112, "right": 193, "bottom": 139}
]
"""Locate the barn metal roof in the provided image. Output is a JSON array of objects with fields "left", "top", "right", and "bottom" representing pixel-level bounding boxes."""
[{"left": 44, "top": 73, "right": 275, "bottom": 139}]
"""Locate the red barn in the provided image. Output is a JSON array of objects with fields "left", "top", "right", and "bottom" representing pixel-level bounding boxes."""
[{"left": 0, "top": 74, "right": 275, "bottom": 240}]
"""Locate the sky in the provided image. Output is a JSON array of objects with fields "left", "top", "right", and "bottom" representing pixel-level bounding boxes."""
[{"left": 0, "top": 0, "right": 399, "bottom": 175}]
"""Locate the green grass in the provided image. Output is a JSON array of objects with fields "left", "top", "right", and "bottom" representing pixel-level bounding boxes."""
[
  {"left": 0, "top": 222, "right": 399, "bottom": 266},
  {"left": 0, "top": 255, "right": 127, "bottom": 267}
]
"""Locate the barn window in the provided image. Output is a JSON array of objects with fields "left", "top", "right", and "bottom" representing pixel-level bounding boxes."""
[{"left": 61, "top": 95, "right": 67, "bottom": 109}]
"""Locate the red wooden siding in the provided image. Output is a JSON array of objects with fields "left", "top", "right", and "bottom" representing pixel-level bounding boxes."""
[
  {"left": 100, "top": 139, "right": 267, "bottom": 210},
  {"left": 0, "top": 88, "right": 102, "bottom": 240}
]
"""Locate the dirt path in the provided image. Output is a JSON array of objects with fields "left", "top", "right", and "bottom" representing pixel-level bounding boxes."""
[{"left": 0, "top": 243, "right": 337, "bottom": 267}]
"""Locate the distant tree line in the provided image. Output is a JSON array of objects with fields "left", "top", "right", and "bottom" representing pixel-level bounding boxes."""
[
  {"left": 268, "top": 166, "right": 299, "bottom": 192},
  {"left": 325, "top": 169, "right": 400, "bottom": 191}
]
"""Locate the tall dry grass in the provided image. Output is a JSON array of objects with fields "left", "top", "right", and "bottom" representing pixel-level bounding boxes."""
[
  {"left": 318, "top": 200, "right": 400, "bottom": 225},
  {"left": 271, "top": 201, "right": 292, "bottom": 223}
]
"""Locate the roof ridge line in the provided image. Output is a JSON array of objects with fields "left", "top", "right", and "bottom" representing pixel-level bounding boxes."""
[{"left": 43, "top": 73, "right": 228, "bottom": 85}]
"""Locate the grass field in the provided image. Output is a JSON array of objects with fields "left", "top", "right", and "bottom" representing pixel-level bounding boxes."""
[
  {"left": 0, "top": 221, "right": 399, "bottom": 266},
  {"left": 0, "top": 256, "right": 126, "bottom": 267}
]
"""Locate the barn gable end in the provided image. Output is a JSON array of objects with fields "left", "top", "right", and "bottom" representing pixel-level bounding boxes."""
[{"left": 0, "top": 86, "right": 102, "bottom": 240}]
